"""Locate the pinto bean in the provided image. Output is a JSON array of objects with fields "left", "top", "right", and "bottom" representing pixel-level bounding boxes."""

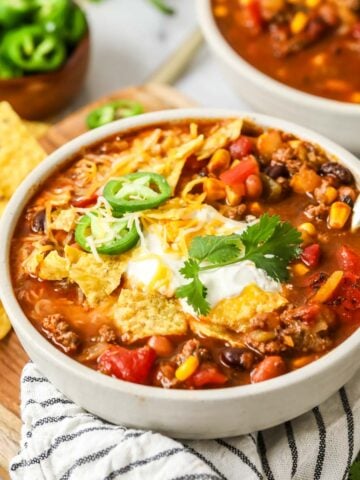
[{"left": 250, "top": 356, "right": 287, "bottom": 383}]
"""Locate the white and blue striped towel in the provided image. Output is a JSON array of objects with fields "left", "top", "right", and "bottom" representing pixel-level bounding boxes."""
[{"left": 9, "top": 363, "right": 360, "bottom": 480}]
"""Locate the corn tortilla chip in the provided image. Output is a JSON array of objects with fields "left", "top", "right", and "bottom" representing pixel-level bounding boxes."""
[
  {"left": 196, "top": 119, "right": 242, "bottom": 160},
  {"left": 0, "top": 303, "right": 11, "bottom": 340},
  {"left": 39, "top": 251, "right": 69, "bottom": 281},
  {"left": 23, "top": 120, "right": 50, "bottom": 139},
  {"left": 0, "top": 102, "right": 46, "bottom": 199},
  {"left": 114, "top": 288, "right": 188, "bottom": 343},
  {"left": 189, "top": 318, "right": 244, "bottom": 347},
  {"left": 210, "top": 284, "right": 288, "bottom": 333}
]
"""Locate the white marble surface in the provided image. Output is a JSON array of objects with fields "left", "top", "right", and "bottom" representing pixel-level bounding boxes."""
[{"left": 77, "top": 0, "right": 251, "bottom": 110}]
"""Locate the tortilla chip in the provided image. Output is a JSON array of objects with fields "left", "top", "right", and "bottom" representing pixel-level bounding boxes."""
[
  {"left": 50, "top": 208, "right": 77, "bottom": 232},
  {"left": 189, "top": 318, "right": 244, "bottom": 347},
  {"left": 210, "top": 284, "right": 288, "bottom": 333},
  {"left": 65, "top": 246, "right": 126, "bottom": 306},
  {"left": 24, "top": 120, "right": 50, "bottom": 139},
  {"left": 0, "top": 102, "right": 46, "bottom": 199},
  {"left": 23, "top": 248, "right": 46, "bottom": 276},
  {"left": 197, "top": 119, "right": 242, "bottom": 160},
  {"left": 0, "top": 304, "right": 11, "bottom": 340},
  {"left": 160, "top": 135, "right": 204, "bottom": 191},
  {"left": 39, "top": 251, "right": 68, "bottom": 281},
  {"left": 114, "top": 288, "right": 188, "bottom": 343}
]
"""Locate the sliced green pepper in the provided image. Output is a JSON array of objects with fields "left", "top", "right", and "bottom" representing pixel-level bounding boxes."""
[
  {"left": 0, "top": 0, "right": 36, "bottom": 28},
  {"left": 75, "top": 213, "right": 140, "bottom": 255},
  {"left": 63, "top": 4, "right": 87, "bottom": 45},
  {"left": 103, "top": 172, "right": 172, "bottom": 214},
  {"left": 34, "top": 0, "right": 70, "bottom": 34},
  {"left": 0, "top": 57, "right": 22, "bottom": 79},
  {"left": 2, "top": 25, "right": 66, "bottom": 72},
  {"left": 86, "top": 100, "right": 144, "bottom": 130}
]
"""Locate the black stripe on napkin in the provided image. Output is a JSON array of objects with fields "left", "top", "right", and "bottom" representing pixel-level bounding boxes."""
[
  {"left": 257, "top": 432, "right": 274, "bottom": 480},
  {"left": 104, "top": 447, "right": 185, "bottom": 479},
  {"left": 183, "top": 444, "right": 227, "bottom": 480},
  {"left": 172, "top": 475, "right": 222, "bottom": 480},
  {"left": 313, "top": 407, "right": 326, "bottom": 480},
  {"left": 24, "top": 398, "right": 73, "bottom": 408},
  {"left": 23, "top": 376, "right": 50, "bottom": 383},
  {"left": 216, "top": 439, "right": 263, "bottom": 479},
  {"left": 285, "top": 421, "right": 298, "bottom": 478},
  {"left": 11, "top": 428, "right": 142, "bottom": 472},
  {"left": 340, "top": 387, "right": 354, "bottom": 480},
  {"left": 60, "top": 444, "right": 118, "bottom": 480}
]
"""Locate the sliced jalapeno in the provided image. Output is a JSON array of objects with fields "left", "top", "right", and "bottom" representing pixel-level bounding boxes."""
[
  {"left": 103, "top": 172, "right": 172, "bottom": 214},
  {"left": 0, "top": 58, "right": 22, "bottom": 79},
  {"left": 86, "top": 100, "right": 144, "bottom": 130},
  {"left": 63, "top": 4, "right": 87, "bottom": 45},
  {"left": 75, "top": 213, "right": 139, "bottom": 255},
  {"left": 34, "top": 0, "right": 70, "bottom": 33},
  {"left": 2, "top": 25, "right": 66, "bottom": 72},
  {"left": 0, "top": 0, "right": 35, "bottom": 28}
]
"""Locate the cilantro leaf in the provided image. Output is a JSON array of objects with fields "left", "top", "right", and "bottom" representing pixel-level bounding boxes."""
[
  {"left": 175, "top": 213, "right": 302, "bottom": 315},
  {"left": 176, "top": 263, "right": 210, "bottom": 315},
  {"left": 189, "top": 234, "right": 243, "bottom": 264},
  {"left": 241, "top": 213, "right": 302, "bottom": 282}
]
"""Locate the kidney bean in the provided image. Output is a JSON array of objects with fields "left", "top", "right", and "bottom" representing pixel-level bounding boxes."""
[
  {"left": 31, "top": 209, "right": 46, "bottom": 233},
  {"left": 245, "top": 174, "right": 263, "bottom": 199},
  {"left": 148, "top": 336, "right": 174, "bottom": 357},
  {"left": 250, "top": 356, "right": 287, "bottom": 383},
  {"left": 319, "top": 162, "right": 353, "bottom": 185},
  {"left": 264, "top": 163, "right": 289, "bottom": 179},
  {"left": 220, "top": 347, "right": 257, "bottom": 370},
  {"left": 229, "top": 136, "right": 253, "bottom": 159}
]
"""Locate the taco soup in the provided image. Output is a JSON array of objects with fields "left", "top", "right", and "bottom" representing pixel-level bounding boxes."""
[{"left": 11, "top": 118, "right": 360, "bottom": 389}]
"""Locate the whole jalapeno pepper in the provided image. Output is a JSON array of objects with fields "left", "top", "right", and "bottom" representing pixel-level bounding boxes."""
[
  {"left": 86, "top": 100, "right": 144, "bottom": 130},
  {"left": 75, "top": 212, "right": 140, "bottom": 255},
  {"left": 1, "top": 25, "right": 66, "bottom": 72},
  {"left": 103, "top": 172, "right": 172, "bottom": 214}
]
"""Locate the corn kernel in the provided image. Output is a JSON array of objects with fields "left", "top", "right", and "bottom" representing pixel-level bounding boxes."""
[
  {"left": 328, "top": 201, "right": 352, "bottom": 229},
  {"left": 323, "top": 186, "right": 338, "bottom": 205},
  {"left": 291, "top": 354, "right": 316, "bottom": 369},
  {"left": 204, "top": 178, "right": 226, "bottom": 202},
  {"left": 312, "top": 271, "right": 344, "bottom": 303},
  {"left": 226, "top": 185, "right": 243, "bottom": 206},
  {"left": 306, "top": 0, "right": 320, "bottom": 7},
  {"left": 248, "top": 201, "right": 263, "bottom": 216},
  {"left": 290, "top": 12, "right": 308, "bottom": 35},
  {"left": 214, "top": 5, "right": 228, "bottom": 17},
  {"left": 298, "top": 222, "right": 316, "bottom": 237},
  {"left": 175, "top": 355, "right": 199, "bottom": 381},
  {"left": 208, "top": 148, "right": 231, "bottom": 175},
  {"left": 283, "top": 335, "right": 294, "bottom": 347},
  {"left": 350, "top": 92, "right": 360, "bottom": 104},
  {"left": 292, "top": 262, "right": 310, "bottom": 277}
]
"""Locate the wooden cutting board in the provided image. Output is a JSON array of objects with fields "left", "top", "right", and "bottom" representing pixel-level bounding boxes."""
[{"left": 0, "top": 83, "right": 195, "bottom": 479}]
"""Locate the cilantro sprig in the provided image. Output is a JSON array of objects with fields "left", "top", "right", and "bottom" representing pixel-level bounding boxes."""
[{"left": 175, "top": 214, "right": 302, "bottom": 315}]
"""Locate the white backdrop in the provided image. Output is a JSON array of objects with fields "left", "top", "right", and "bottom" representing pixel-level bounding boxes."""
[{"left": 78, "top": 0, "right": 251, "bottom": 110}]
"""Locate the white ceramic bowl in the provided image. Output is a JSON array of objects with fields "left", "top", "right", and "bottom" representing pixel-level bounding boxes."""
[
  {"left": 197, "top": 0, "right": 360, "bottom": 154},
  {"left": 1, "top": 109, "right": 360, "bottom": 439}
]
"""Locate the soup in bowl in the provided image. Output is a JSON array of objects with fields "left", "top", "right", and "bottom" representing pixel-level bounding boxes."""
[{"left": 1, "top": 109, "right": 360, "bottom": 438}]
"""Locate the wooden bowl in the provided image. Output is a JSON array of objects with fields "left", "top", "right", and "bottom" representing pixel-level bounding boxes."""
[{"left": 0, "top": 33, "right": 90, "bottom": 120}]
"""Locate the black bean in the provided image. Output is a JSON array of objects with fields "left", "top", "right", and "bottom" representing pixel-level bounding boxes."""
[
  {"left": 319, "top": 162, "right": 353, "bottom": 185},
  {"left": 220, "top": 347, "right": 256, "bottom": 371},
  {"left": 31, "top": 209, "right": 46, "bottom": 233},
  {"left": 264, "top": 163, "right": 289, "bottom": 179},
  {"left": 341, "top": 195, "right": 354, "bottom": 207}
]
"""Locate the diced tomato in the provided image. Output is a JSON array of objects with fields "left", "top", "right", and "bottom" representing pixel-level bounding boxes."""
[
  {"left": 295, "top": 304, "right": 321, "bottom": 325},
  {"left": 352, "top": 22, "right": 360, "bottom": 40},
  {"left": 189, "top": 366, "right": 227, "bottom": 388},
  {"left": 98, "top": 345, "right": 156, "bottom": 384},
  {"left": 336, "top": 245, "right": 360, "bottom": 272},
  {"left": 72, "top": 194, "right": 98, "bottom": 208},
  {"left": 246, "top": 0, "right": 263, "bottom": 31},
  {"left": 301, "top": 244, "right": 321, "bottom": 269},
  {"left": 220, "top": 156, "right": 259, "bottom": 187},
  {"left": 229, "top": 136, "right": 254, "bottom": 159},
  {"left": 332, "top": 272, "right": 360, "bottom": 323},
  {"left": 250, "top": 356, "right": 287, "bottom": 383}
]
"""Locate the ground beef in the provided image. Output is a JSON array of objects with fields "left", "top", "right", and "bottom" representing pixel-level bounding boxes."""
[
  {"left": 218, "top": 203, "right": 247, "bottom": 220},
  {"left": 153, "top": 362, "right": 178, "bottom": 389},
  {"left": 93, "top": 325, "right": 117, "bottom": 344},
  {"left": 304, "top": 202, "right": 329, "bottom": 221},
  {"left": 42, "top": 314, "right": 80, "bottom": 354},
  {"left": 271, "top": 147, "right": 303, "bottom": 175}
]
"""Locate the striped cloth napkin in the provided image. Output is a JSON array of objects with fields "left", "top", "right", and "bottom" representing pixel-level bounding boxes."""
[{"left": 9, "top": 363, "right": 360, "bottom": 480}]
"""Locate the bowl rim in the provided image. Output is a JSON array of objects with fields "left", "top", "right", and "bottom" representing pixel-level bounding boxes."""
[
  {"left": 1, "top": 107, "right": 360, "bottom": 402},
  {"left": 0, "top": 32, "right": 90, "bottom": 85},
  {"left": 197, "top": 0, "right": 360, "bottom": 115}
]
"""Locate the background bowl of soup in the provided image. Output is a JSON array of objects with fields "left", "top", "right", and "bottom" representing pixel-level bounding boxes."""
[
  {"left": 0, "top": 108, "right": 360, "bottom": 439},
  {"left": 197, "top": 0, "right": 360, "bottom": 153}
]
